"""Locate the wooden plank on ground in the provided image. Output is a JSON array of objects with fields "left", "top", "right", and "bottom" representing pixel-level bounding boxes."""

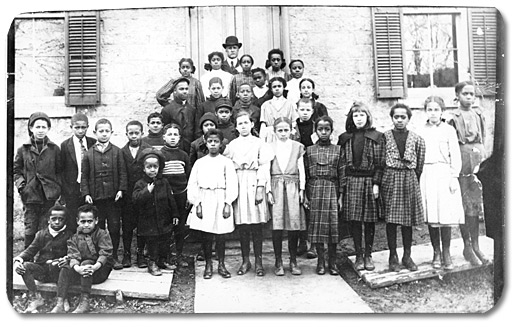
[
  {"left": 13, "top": 266, "right": 173, "bottom": 300},
  {"left": 346, "top": 236, "right": 494, "bottom": 289}
]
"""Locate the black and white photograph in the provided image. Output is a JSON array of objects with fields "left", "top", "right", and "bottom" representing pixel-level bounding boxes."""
[{"left": 2, "top": 0, "right": 511, "bottom": 321}]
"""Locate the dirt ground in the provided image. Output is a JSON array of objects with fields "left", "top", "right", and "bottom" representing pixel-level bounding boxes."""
[{"left": 9, "top": 220, "right": 496, "bottom": 314}]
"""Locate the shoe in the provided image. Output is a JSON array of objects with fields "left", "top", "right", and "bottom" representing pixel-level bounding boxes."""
[
  {"left": 432, "top": 250, "right": 442, "bottom": 269},
  {"left": 290, "top": 260, "right": 302, "bottom": 275},
  {"left": 402, "top": 256, "right": 418, "bottom": 271},
  {"left": 463, "top": 245, "right": 481, "bottom": 266},
  {"left": 329, "top": 263, "right": 339, "bottom": 276},
  {"left": 122, "top": 252, "right": 132, "bottom": 268},
  {"left": 49, "top": 298, "right": 66, "bottom": 314},
  {"left": 354, "top": 255, "right": 364, "bottom": 271},
  {"left": 148, "top": 261, "right": 162, "bottom": 276},
  {"left": 157, "top": 260, "right": 177, "bottom": 271},
  {"left": 196, "top": 249, "right": 205, "bottom": 262},
  {"left": 72, "top": 293, "right": 90, "bottom": 314},
  {"left": 442, "top": 249, "right": 454, "bottom": 270},
  {"left": 113, "top": 256, "right": 123, "bottom": 270},
  {"left": 237, "top": 260, "right": 251, "bottom": 275},
  {"left": 217, "top": 263, "right": 231, "bottom": 278},
  {"left": 472, "top": 245, "right": 491, "bottom": 265},
  {"left": 137, "top": 252, "right": 147, "bottom": 268},
  {"left": 297, "top": 241, "right": 308, "bottom": 256},
  {"left": 306, "top": 246, "right": 317, "bottom": 259},
  {"left": 364, "top": 255, "right": 375, "bottom": 271},
  {"left": 24, "top": 295, "right": 45, "bottom": 313},
  {"left": 274, "top": 259, "right": 285, "bottom": 276},
  {"left": 389, "top": 253, "right": 400, "bottom": 272},
  {"left": 175, "top": 255, "right": 189, "bottom": 268},
  {"left": 203, "top": 263, "right": 213, "bottom": 279},
  {"left": 255, "top": 257, "right": 265, "bottom": 277}
]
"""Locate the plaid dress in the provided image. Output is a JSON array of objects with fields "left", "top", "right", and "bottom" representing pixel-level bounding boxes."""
[
  {"left": 381, "top": 130, "right": 425, "bottom": 226},
  {"left": 338, "top": 129, "right": 385, "bottom": 223},
  {"left": 304, "top": 142, "right": 342, "bottom": 243}
]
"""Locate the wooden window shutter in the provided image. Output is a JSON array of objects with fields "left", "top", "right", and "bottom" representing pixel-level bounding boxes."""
[
  {"left": 469, "top": 8, "right": 498, "bottom": 96},
  {"left": 65, "top": 12, "right": 100, "bottom": 106},
  {"left": 372, "top": 7, "right": 406, "bottom": 99}
]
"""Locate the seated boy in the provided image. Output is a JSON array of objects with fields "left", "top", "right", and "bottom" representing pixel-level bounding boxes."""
[
  {"left": 133, "top": 149, "right": 179, "bottom": 275},
  {"left": 142, "top": 112, "right": 165, "bottom": 150},
  {"left": 13, "top": 204, "right": 73, "bottom": 313},
  {"left": 53, "top": 204, "right": 114, "bottom": 313}
]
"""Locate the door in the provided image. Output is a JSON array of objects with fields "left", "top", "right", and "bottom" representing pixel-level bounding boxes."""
[{"left": 189, "top": 6, "right": 286, "bottom": 80}]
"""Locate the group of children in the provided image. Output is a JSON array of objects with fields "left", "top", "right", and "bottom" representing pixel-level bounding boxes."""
[{"left": 13, "top": 34, "right": 489, "bottom": 313}]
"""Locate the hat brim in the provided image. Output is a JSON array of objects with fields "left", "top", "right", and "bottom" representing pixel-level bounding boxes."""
[{"left": 222, "top": 43, "right": 242, "bottom": 49}]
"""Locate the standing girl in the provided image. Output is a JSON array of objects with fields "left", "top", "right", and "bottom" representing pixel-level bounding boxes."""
[
  {"left": 381, "top": 103, "right": 426, "bottom": 272},
  {"left": 224, "top": 110, "right": 273, "bottom": 276},
  {"left": 187, "top": 129, "right": 239, "bottom": 279},
  {"left": 447, "top": 81, "right": 489, "bottom": 266},
  {"left": 305, "top": 116, "right": 343, "bottom": 275},
  {"left": 286, "top": 59, "right": 305, "bottom": 105},
  {"left": 259, "top": 77, "right": 298, "bottom": 143},
  {"left": 338, "top": 102, "right": 384, "bottom": 271},
  {"left": 229, "top": 54, "right": 256, "bottom": 106},
  {"left": 264, "top": 49, "right": 290, "bottom": 81},
  {"left": 267, "top": 117, "right": 306, "bottom": 276},
  {"left": 419, "top": 96, "right": 464, "bottom": 270},
  {"left": 299, "top": 78, "right": 329, "bottom": 122},
  {"left": 200, "top": 51, "right": 233, "bottom": 99},
  {"left": 156, "top": 58, "right": 205, "bottom": 110}
]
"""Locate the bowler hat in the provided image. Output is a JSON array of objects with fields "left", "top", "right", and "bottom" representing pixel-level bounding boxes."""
[{"left": 222, "top": 36, "right": 242, "bottom": 49}]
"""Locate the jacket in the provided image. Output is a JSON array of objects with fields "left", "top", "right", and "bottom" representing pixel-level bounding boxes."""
[
  {"left": 13, "top": 137, "right": 62, "bottom": 204},
  {"left": 17, "top": 226, "right": 73, "bottom": 264},
  {"left": 67, "top": 226, "right": 114, "bottom": 268},
  {"left": 60, "top": 136, "right": 96, "bottom": 198}
]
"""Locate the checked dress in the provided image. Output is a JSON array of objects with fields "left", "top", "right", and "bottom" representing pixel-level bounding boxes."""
[{"left": 304, "top": 141, "right": 343, "bottom": 244}]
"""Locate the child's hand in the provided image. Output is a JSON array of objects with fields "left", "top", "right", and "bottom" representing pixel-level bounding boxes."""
[
  {"left": 196, "top": 204, "right": 202, "bottom": 219},
  {"left": 222, "top": 203, "right": 231, "bottom": 219},
  {"left": 13, "top": 258, "right": 25, "bottom": 275},
  {"left": 147, "top": 183, "right": 155, "bottom": 193},
  {"left": 449, "top": 178, "right": 459, "bottom": 194},
  {"left": 172, "top": 217, "right": 179, "bottom": 225},
  {"left": 337, "top": 197, "right": 343, "bottom": 212},
  {"left": 372, "top": 185, "right": 379, "bottom": 199},
  {"left": 303, "top": 196, "right": 310, "bottom": 210},
  {"left": 74, "top": 265, "right": 92, "bottom": 277},
  {"left": 57, "top": 256, "right": 69, "bottom": 268},
  {"left": 115, "top": 191, "right": 123, "bottom": 201},
  {"left": 267, "top": 192, "right": 275, "bottom": 205},
  {"left": 255, "top": 186, "right": 265, "bottom": 205},
  {"left": 85, "top": 195, "right": 93, "bottom": 204}
]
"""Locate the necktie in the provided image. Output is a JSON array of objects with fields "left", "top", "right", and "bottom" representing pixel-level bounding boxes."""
[{"left": 79, "top": 138, "right": 87, "bottom": 161}]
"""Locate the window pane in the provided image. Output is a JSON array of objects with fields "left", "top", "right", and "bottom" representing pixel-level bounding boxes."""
[
  {"left": 403, "top": 15, "right": 429, "bottom": 50},
  {"left": 406, "top": 50, "right": 431, "bottom": 88},
  {"left": 430, "top": 15, "right": 454, "bottom": 49},
  {"left": 432, "top": 50, "right": 458, "bottom": 87}
]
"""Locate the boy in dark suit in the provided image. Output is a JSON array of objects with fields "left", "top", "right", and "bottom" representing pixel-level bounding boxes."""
[
  {"left": 60, "top": 113, "right": 96, "bottom": 233},
  {"left": 81, "top": 118, "right": 127, "bottom": 270},
  {"left": 121, "top": 120, "right": 152, "bottom": 268}
]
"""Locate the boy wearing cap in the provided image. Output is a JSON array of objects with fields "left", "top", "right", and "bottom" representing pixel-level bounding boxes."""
[
  {"left": 215, "top": 98, "right": 238, "bottom": 143},
  {"left": 133, "top": 149, "right": 179, "bottom": 276},
  {"left": 60, "top": 113, "right": 96, "bottom": 233},
  {"left": 81, "top": 118, "right": 127, "bottom": 270},
  {"left": 14, "top": 111, "right": 63, "bottom": 249},
  {"left": 160, "top": 77, "right": 196, "bottom": 154},
  {"left": 222, "top": 35, "right": 242, "bottom": 75}
]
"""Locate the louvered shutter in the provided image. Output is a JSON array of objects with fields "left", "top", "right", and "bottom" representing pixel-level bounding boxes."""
[
  {"left": 65, "top": 12, "right": 100, "bottom": 105},
  {"left": 372, "top": 7, "right": 406, "bottom": 99},
  {"left": 469, "top": 8, "right": 497, "bottom": 96}
]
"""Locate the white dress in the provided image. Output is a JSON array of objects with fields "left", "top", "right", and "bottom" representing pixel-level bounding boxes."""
[
  {"left": 418, "top": 121, "right": 465, "bottom": 226},
  {"left": 200, "top": 69, "right": 234, "bottom": 99},
  {"left": 187, "top": 154, "right": 239, "bottom": 234},
  {"left": 223, "top": 135, "right": 274, "bottom": 225}
]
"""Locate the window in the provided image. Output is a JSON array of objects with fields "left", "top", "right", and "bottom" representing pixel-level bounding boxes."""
[
  {"left": 65, "top": 12, "right": 100, "bottom": 106},
  {"left": 372, "top": 7, "right": 498, "bottom": 101}
]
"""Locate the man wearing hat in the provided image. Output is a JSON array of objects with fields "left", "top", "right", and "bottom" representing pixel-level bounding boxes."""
[
  {"left": 160, "top": 77, "right": 196, "bottom": 154},
  {"left": 222, "top": 35, "right": 243, "bottom": 75}
]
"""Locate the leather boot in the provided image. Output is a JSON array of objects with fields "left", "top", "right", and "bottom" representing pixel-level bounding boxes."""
[
  {"left": 288, "top": 232, "right": 301, "bottom": 275},
  {"left": 49, "top": 297, "right": 66, "bottom": 313},
  {"left": 441, "top": 227, "right": 454, "bottom": 270},
  {"left": 72, "top": 293, "right": 90, "bottom": 314},
  {"left": 316, "top": 243, "right": 326, "bottom": 275},
  {"left": 351, "top": 221, "right": 364, "bottom": 271},
  {"left": 402, "top": 226, "right": 418, "bottom": 271},
  {"left": 24, "top": 291, "right": 45, "bottom": 313},
  {"left": 386, "top": 223, "right": 400, "bottom": 272},
  {"left": 328, "top": 243, "right": 339, "bottom": 276},
  {"left": 252, "top": 224, "right": 264, "bottom": 276},
  {"left": 113, "top": 254, "right": 123, "bottom": 270},
  {"left": 460, "top": 222, "right": 481, "bottom": 265},
  {"left": 306, "top": 244, "right": 317, "bottom": 259},
  {"left": 216, "top": 238, "right": 231, "bottom": 278},
  {"left": 237, "top": 226, "right": 252, "bottom": 275},
  {"left": 297, "top": 231, "right": 308, "bottom": 256},
  {"left": 428, "top": 226, "right": 442, "bottom": 269},
  {"left": 122, "top": 251, "right": 131, "bottom": 268},
  {"left": 469, "top": 216, "right": 490, "bottom": 265},
  {"left": 364, "top": 223, "right": 375, "bottom": 271},
  {"left": 137, "top": 249, "right": 147, "bottom": 268},
  {"left": 272, "top": 230, "right": 284, "bottom": 276},
  {"left": 203, "top": 238, "right": 213, "bottom": 279},
  {"left": 148, "top": 260, "right": 162, "bottom": 276}
]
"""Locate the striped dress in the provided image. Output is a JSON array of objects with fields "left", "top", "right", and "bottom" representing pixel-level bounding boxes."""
[
  {"left": 338, "top": 129, "right": 385, "bottom": 223},
  {"left": 304, "top": 142, "right": 342, "bottom": 243},
  {"left": 381, "top": 129, "right": 426, "bottom": 226}
]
